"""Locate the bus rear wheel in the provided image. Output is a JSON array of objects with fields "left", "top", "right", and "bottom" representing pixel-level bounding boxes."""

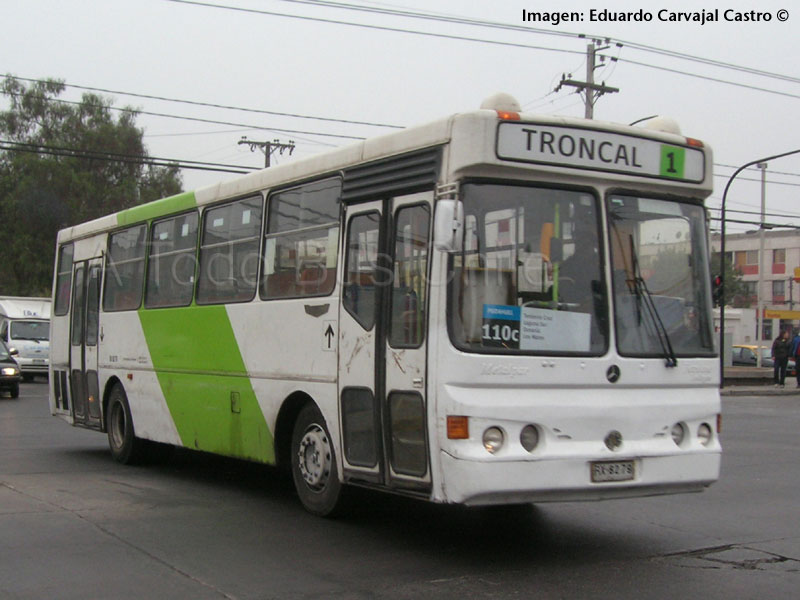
[
  {"left": 106, "top": 384, "right": 147, "bottom": 465},
  {"left": 291, "top": 403, "right": 344, "bottom": 516}
]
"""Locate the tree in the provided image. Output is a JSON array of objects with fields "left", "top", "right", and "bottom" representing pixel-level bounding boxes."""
[
  {"left": 0, "top": 76, "right": 183, "bottom": 295},
  {"left": 710, "top": 253, "right": 747, "bottom": 307}
]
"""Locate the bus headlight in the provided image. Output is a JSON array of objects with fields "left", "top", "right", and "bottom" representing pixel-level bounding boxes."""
[
  {"left": 2, "top": 367, "right": 18, "bottom": 376},
  {"left": 483, "top": 427, "right": 505, "bottom": 454},
  {"left": 671, "top": 423, "right": 686, "bottom": 446},
  {"left": 697, "top": 423, "right": 713, "bottom": 446},
  {"left": 520, "top": 425, "right": 540, "bottom": 452}
]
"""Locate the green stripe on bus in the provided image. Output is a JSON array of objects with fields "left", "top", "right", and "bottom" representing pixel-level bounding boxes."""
[
  {"left": 117, "top": 191, "right": 197, "bottom": 226},
  {"left": 138, "top": 305, "right": 275, "bottom": 464}
]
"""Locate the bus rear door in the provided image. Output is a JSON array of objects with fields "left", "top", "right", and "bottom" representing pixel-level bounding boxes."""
[{"left": 69, "top": 258, "right": 103, "bottom": 428}]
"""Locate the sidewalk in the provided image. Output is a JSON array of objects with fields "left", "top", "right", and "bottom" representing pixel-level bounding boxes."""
[
  {"left": 721, "top": 365, "right": 800, "bottom": 396},
  {"left": 721, "top": 384, "right": 800, "bottom": 396}
]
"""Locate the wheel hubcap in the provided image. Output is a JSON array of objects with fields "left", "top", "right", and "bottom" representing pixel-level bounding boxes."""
[
  {"left": 297, "top": 424, "right": 331, "bottom": 491},
  {"left": 110, "top": 402, "right": 126, "bottom": 449}
]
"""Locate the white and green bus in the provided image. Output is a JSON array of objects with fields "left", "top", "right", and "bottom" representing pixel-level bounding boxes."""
[{"left": 49, "top": 94, "right": 720, "bottom": 515}]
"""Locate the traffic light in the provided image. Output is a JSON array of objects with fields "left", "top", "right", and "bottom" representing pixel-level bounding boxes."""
[{"left": 712, "top": 275, "right": 723, "bottom": 307}]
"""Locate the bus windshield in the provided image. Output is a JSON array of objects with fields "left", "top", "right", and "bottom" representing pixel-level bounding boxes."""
[
  {"left": 608, "top": 194, "right": 715, "bottom": 358},
  {"left": 449, "top": 183, "right": 608, "bottom": 355}
]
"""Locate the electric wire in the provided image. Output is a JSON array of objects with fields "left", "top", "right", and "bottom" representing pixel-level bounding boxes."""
[
  {"left": 255, "top": 0, "right": 800, "bottom": 89},
  {"left": 159, "top": 0, "right": 800, "bottom": 109},
  {"left": 280, "top": 0, "right": 800, "bottom": 86},
  {"left": 1, "top": 90, "right": 367, "bottom": 141},
  {"left": 161, "top": 0, "right": 587, "bottom": 57},
  {"left": 0, "top": 75, "right": 402, "bottom": 130},
  {"left": 0, "top": 139, "right": 257, "bottom": 173},
  {"left": 619, "top": 57, "right": 800, "bottom": 101}
]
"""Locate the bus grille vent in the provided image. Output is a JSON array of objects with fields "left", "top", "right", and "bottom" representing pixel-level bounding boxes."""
[{"left": 342, "top": 147, "right": 441, "bottom": 202}]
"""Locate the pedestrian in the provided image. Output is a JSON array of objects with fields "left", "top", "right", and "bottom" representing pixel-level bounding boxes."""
[
  {"left": 771, "top": 330, "right": 791, "bottom": 387},
  {"left": 792, "top": 329, "right": 800, "bottom": 388}
]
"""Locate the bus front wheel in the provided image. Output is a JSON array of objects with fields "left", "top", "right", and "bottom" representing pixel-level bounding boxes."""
[
  {"left": 291, "top": 403, "right": 344, "bottom": 516},
  {"left": 106, "top": 384, "right": 147, "bottom": 465}
]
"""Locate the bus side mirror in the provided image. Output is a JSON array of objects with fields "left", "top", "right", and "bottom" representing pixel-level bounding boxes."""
[{"left": 434, "top": 200, "right": 464, "bottom": 253}]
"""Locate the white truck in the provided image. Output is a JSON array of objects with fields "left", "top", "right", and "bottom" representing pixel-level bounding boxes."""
[{"left": 0, "top": 296, "right": 51, "bottom": 381}]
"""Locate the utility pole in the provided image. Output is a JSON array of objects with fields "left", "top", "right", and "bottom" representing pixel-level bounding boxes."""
[
  {"left": 238, "top": 137, "right": 295, "bottom": 168},
  {"left": 756, "top": 162, "right": 767, "bottom": 364},
  {"left": 555, "top": 39, "right": 620, "bottom": 119}
]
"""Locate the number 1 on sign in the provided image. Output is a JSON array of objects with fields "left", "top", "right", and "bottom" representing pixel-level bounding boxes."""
[{"left": 660, "top": 145, "right": 685, "bottom": 178}]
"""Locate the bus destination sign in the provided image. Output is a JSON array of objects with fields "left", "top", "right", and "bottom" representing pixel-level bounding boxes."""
[{"left": 496, "top": 122, "right": 705, "bottom": 183}]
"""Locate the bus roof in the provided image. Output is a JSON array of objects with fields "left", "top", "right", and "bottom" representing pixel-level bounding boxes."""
[{"left": 56, "top": 97, "right": 711, "bottom": 244}]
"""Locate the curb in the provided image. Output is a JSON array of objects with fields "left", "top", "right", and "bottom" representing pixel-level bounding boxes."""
[{"left": 721, "top": 386, "right": 800, "bottom": 397}]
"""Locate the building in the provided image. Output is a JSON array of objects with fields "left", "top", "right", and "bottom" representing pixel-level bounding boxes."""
[{"left": 712, "top": 229, "right": 800, "bottom": 344}]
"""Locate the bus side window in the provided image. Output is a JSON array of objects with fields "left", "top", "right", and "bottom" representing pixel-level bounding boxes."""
[
  {"left": 261, "top": 178, "right": 341, "bottom": 300},
  {"left": 343, "top": 212, "right": 380, "bottom": 330},
  {"left": 54, "top": 243, "right": 74, "bottom": 316},
  {"left": 196, "top": 196, "right": 262, "bottom": 305},
  {"left": 103, "top": 225, "right": 147, "bottom": 312},
  {"left": 389, "top": 204, "right": 430, "bottom": 348},
  {"left": 145, "top": 212, "right": 198, "bottom": 308}
]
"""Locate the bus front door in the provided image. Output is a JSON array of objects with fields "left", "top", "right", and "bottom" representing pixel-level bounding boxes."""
[
  {"left": 69, "top": 258, "right": 103, "bottom": 428},
  {"left": 339, "top": 193, "right": 432, "bottom": 493}
]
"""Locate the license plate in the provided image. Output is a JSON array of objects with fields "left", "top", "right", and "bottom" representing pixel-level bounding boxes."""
[{"left": 591, "top": 460, "right": 635, "bottom": 483}]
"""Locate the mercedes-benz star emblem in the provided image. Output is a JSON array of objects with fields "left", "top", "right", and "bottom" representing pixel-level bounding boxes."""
[{"left": 606, "top": 365, "right": 621, "bottom": 383}]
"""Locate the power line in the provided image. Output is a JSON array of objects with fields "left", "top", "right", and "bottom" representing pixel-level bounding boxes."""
[
  {"left": 708, "top": 216, "right": 800, "bottom": 230},
  {"left": 1, "top": 90, "right": 367, "bottom": 142},
  {"left": 708, "top": 197, "right": 800, "bottom": 221},
  {"left": 0, "top": 139, "right": 256, "bottom": 173},
  {"left": 162, "top": 0, "right": 586, "bottom": 57},
  {"left": 711, "top": 206, "right": 800, "bottom": 221},
  {"left": 709, "top": 199, "right": 800, "bottom": 220},
  {"left": 0, "top": 74, "right": 402, "bottom": 130},
  {"left": 8, "top": 74, "right": 800, "bottom": 160},
  {"left": 162, "top": 0, "right": 800, "bottom": 107},
  {"left": 716, "top": 163, "right": 800, "bottom": 179},
  {"left": 281, "top": 0, "right": 800, "bottom": 86},
  {"left": 711, "top": 172, "right": 800, "bottom": 188},
  {"left": 619, "top": 57, "right": 800, "bottom": 102},
  {"left": 611, "top": 38, "right": 800, "bottom": 85},
  {"left": 276, "top": 0, "right": 580, "bottom": 40}
]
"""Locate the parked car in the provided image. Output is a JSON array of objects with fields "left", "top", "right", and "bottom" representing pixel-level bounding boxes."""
[
  {"left": 0, "top": 340, "right": 21, "bottom": 399},
  {"left": 731, "top": 344, "right": 796, "bottom": 376}
]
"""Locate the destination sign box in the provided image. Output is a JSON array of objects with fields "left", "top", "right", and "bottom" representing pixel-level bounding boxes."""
[{"left": 496, "top": 122, "right": 705, "bottom": 183}]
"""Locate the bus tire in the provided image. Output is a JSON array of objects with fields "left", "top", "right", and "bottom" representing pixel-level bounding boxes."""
[
  {"left": 106, "top": 384, "right": 147, "bottom": 465},
  {"left": 291, "top": 403, "right": 344, "bottom": 517}
]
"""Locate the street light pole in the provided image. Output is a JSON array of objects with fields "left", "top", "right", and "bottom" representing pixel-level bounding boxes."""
[{"left": 719, "top": 148, "right": 800, "bottom": 387}]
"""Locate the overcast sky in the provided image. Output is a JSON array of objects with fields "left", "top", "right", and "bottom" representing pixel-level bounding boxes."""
[{"left": 3, "top": 0, "right": 799, "bottom": 234}]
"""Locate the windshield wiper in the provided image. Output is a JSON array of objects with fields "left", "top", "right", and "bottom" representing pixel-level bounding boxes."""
[{"left": 629, "top": 238, "right": 678, "bottom": 368}]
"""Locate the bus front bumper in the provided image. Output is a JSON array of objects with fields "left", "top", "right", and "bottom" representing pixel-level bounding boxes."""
[{"left": 438, "top": 450, "right": 720, "bottom": 506}]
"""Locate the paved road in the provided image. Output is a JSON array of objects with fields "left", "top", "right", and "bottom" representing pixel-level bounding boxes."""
[{"left": 1, "top": 382, "right": 798, "bottom": 599}]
